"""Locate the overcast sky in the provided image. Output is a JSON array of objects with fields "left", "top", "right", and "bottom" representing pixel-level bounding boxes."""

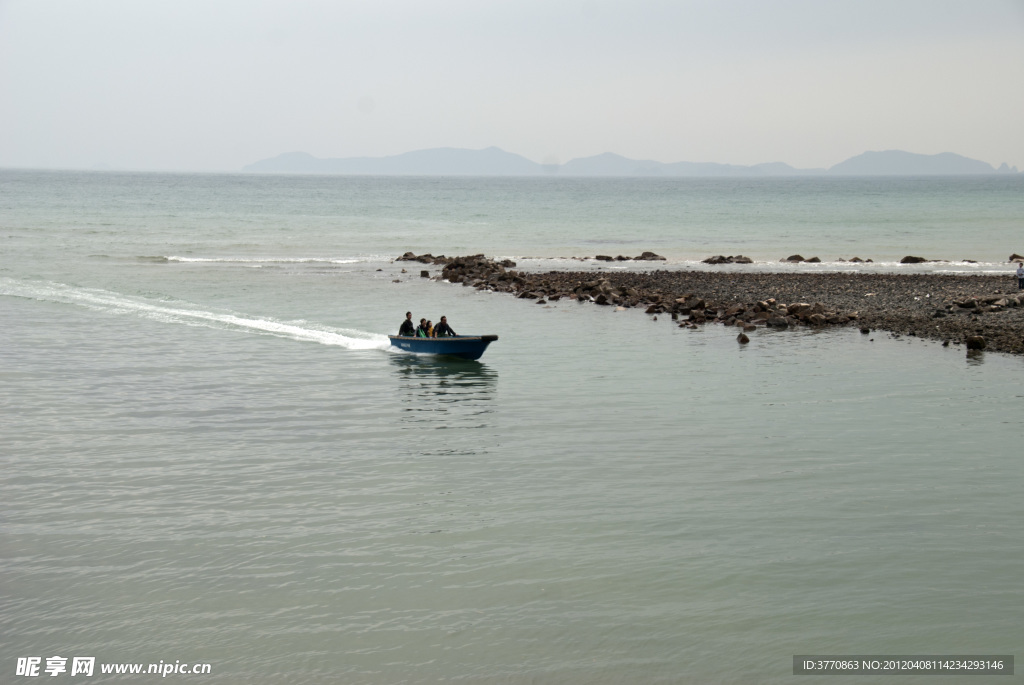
[{"left": 1, "top": 0, "right": 1022, "bottom": 171}]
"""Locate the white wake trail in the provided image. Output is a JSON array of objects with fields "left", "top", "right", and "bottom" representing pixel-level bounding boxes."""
[{"left": 0, "top": 278, "right": 391, "bottom": 351}]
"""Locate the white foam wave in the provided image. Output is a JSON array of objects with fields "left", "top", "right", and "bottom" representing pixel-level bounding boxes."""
[
  {"left": 163, "top": 256, "right": 382, "bottom": 265},
  {"left": 0, "top": 278, "right": 391, "bottom": 351},
  {"left": 510, "top": 255, "right": 1012, "bottom": 275}
]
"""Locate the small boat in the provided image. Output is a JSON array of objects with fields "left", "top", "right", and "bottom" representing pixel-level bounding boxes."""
[{"left": 388, "top": 335, "right": 498, "bottom": 361}]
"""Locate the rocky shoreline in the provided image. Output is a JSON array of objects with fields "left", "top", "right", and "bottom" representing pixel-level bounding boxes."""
[{"left": 397, "top": 253, "right": 1024, "bottom": 356}]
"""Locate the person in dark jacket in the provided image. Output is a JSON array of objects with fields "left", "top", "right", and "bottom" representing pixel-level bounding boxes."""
[
  {"left": 398, "top": 311, "right": 416, "bottom": 337},
  {"left": 416, "top": 318, "right": 429, "bottom": 338},
  {"left": 433, "top": 316, "right": 457, "bottom": 337}
]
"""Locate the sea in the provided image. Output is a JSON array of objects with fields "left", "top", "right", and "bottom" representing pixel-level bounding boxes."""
[{"left": 2, "top": 170, "right": 1023, "bottom": 683}]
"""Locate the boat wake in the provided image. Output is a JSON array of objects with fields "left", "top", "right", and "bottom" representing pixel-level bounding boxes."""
[{"left": 0, "top": 278, "right": 392, "bottom": 351}]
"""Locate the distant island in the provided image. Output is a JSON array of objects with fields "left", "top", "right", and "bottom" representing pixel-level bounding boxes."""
[{"left": 243, "top": 147, "right": 1020, "bottom": 177}]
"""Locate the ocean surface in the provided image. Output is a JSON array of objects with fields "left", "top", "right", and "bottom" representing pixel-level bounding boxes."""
[{"left": 2, "top": 170, "right": 1023, "bottom": 683}]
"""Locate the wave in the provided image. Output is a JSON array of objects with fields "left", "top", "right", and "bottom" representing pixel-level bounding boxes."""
[
  {"left": 0, "top": 278, "right": 392, "bottom": 351},
  {"left": 160, "top": 256, "right": 387, "bottom": 265},
  {"left": 508, "top": 255, "right": 1013, "bottom": 274}
]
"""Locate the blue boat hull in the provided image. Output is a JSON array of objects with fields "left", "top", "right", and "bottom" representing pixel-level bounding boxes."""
[{"left": 388, "top": 335, "right": 498, "bottom": 361}]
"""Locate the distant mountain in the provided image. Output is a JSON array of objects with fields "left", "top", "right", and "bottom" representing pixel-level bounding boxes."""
[
  {"left": 557, "top": 152, "right": 822, "bottom": 177},
  {"left": 827, "top": 150, "right": 1002, "bottom": 175},
  {"left": 243, "top": 147, "right": 1015, "bottom": 177}
]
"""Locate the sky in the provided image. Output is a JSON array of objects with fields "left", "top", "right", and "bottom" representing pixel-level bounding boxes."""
[{"left": 1, "top": 0, "right": 1022, "bottom": 172}]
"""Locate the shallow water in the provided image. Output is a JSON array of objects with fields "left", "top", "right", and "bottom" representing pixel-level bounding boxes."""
[{"left": 2, "top": 171, "right": 1022, "bottom": 683}]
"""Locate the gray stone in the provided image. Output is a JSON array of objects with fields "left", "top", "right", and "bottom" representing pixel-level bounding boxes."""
[{"left": 966, "top": 335, "right": 987, "bottom": 350}]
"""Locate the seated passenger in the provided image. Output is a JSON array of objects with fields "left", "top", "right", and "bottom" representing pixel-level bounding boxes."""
[
  {"left": 425, "top": 320, "right": 434, "bottom": 337},
  {"left": 416, "top": 318, "right": 429, "bottom": 338},
  {"left": 433, "top": 316, "right": 457, "bottom": 337}
]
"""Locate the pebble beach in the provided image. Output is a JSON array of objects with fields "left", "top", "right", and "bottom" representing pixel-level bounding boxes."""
[{"left": 403, "top": 253, "right": 1024, "bottom": 355}]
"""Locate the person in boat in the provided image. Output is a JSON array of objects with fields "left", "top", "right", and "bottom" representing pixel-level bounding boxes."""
[
  {"left": 425, "top": 320, "right": 434, "bottom": 337},
  {"left": 433, "top": 315, "right": 457, "bottom": 337},
  {"left": 416, "top": 318, "right": 429, "bottom": 337},
  {"left": 399, "top": 311, "right": 416, "bottom": 337}
]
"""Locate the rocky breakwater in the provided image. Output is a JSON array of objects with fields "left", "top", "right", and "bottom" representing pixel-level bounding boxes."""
[
  {"left": 432, "top": 254, "right": 859, "bottom": 337},
  {"left": 413, "top": 254, "right": 1024, "bottom": 356}
]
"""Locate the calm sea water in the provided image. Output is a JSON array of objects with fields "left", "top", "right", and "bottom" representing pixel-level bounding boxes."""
[{"left": 2, "top": 171, "right": 1023, "bottom": 683}]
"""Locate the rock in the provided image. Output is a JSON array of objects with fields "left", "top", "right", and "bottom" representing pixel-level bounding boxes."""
[
  {"left": 766, "top": 316, "right": 789, "bottom": 328},
  {"left": 595, "top": 255, "right": 613, "bottom": 261},
  {"left": 849, "top": 257, "right": 864, "bottom": 262},
  {"left": 783, "top": 254, "right": 804, "bottom": 262},
  {"left": 703, "top": 255, "right": 753, "bottom": 265},
  {"left": 743, "top": 324, "right": 757, "bottom": 332},
  {"left": 420, "top": 270, "right": 430, "bottom": 278},
  {"left": 737, "top": 332, "right": 750, "bottom": 344},
  {"left": 536, "top": 299, "right": 546, "bottom": 304},
  {"left": 966, "top": 335, "right": 986, "bottom": 350},
  {"left": 634, "top": 251, "right": 666, "bottom": 261},
  {"left": 900, "top": 255, "right": 928, "bottom": 264},
  {"left": 397, "top": 251, "right": 449, "bottom": 264},
  {"left": 787, "top": 302, "right": 812, "bottom": 316},
  {"left": 1009, "top": 253, "right": 1024, "bottom": 262},
  {"left": 860, "top": 327, "right": 870, "bottom": 334},
  {"left": 808, "top": 313, "right": 827, "bottom": 325},
  {"left": 805, "top": 256, "right": 821, "bottom": 263}
]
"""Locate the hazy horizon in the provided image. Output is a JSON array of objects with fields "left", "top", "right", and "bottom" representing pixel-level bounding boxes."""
[{"left": 1, "top": 0, "right": 1022, "bottom": 172}]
